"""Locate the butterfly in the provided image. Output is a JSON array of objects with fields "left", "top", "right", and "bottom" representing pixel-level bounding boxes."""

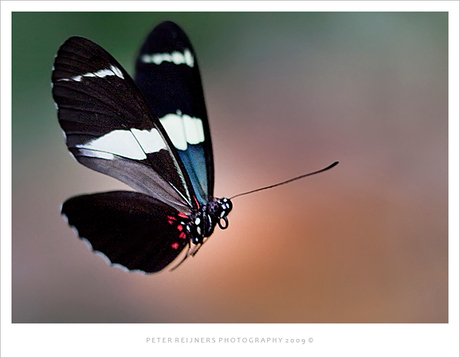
[{"left": 52, "top": 21, "right": 338, "bottom": 274}]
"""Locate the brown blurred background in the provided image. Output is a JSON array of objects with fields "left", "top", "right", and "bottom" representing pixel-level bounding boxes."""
[{"left": 12, "top": 12, "right": 447, "bottom": 323}]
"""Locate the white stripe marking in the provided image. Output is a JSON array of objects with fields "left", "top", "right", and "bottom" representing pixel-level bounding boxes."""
[
  {"left": 58, "top": 65, "right": 124, "bottom": 82},
  {"left": 132, "top": 128, "right": 167, "bottom": 154},
  {"left": 76, "top": 128, "right": 166, "bottom": 160},
  {"left": 141, "top": 49, "right": 194, "bottom": 68},
  {"left": 159, "top": 112, "right": 204, "bottom": 151},
  {"left": 77, "top": 148, "right": 115, "bottom": 160}
]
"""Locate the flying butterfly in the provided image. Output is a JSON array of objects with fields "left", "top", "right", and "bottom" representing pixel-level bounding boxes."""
[{"left": 52, "top": 21, "right": 338, "bottom": 274}]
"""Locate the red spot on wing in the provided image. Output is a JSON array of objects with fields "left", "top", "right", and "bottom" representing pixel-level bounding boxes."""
[
  {"left": 179, "top": 232, "right": 187, "bottom": 240},
  {"left": 177, "top": 224, "right": 183, "bottom": 231},
  {"left": 178, "top": 212, "right": 188, "bottom": 219},
  {"left": 171, "top": 242, "right": 179, "bottom": 250}
]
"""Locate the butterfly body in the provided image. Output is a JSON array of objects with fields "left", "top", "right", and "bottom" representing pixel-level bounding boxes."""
[{"left": 53, "top": 21, "right": 232, "bottom": 273}]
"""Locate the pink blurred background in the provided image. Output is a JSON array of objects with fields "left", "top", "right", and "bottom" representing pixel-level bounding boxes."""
[{"left": 12, "top": 12, "right": 447, "bottom": 322}]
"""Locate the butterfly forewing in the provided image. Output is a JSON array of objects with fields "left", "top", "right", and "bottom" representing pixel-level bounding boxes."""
[
  {"left": 62, "top": 191, "right": 189, "bottom": 273},
  {"left": 52, "top": 36, "right": 196, "bottom": 213},
  {"left": 135, "top": 21, "right": 214, "bottom": 204}
]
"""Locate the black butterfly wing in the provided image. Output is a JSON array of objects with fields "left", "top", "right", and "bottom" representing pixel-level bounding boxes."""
[
  {"left": 134, "top": 21, "right": 214, "bottom": 205},
  {"left": 52, "top": 36, "right": 197, "bottom": 213},
  {"left": 62, "top": 191, "right": 189, "bottom": 273}
]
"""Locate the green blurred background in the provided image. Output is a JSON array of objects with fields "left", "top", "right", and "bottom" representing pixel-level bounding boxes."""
[{"left": 12, "top": 12, "right": 448, "bottom": 323}]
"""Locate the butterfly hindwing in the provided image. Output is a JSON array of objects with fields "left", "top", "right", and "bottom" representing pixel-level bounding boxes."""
[
  {"left": 135, "top": 21, "right": 214, "bottom": 204},
  {"left": 52, "top": 36, "right": 196, "bottom": 213},
  {"left": 62, "top": 191, "right": 190, "bottom": 273}
]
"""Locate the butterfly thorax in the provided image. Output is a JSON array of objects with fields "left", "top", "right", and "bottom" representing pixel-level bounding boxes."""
[{"left": 187, "top": 197, "right": 233, "bottom": 244}]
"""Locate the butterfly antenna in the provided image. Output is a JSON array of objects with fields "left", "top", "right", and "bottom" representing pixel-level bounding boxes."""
[{"left": 230, "top": 161, "right": 339, "bottom": 200}]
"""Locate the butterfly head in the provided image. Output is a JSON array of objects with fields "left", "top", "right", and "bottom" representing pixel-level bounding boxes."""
[
  {"left": 213, "top": 197, "right": 233, "bottom": 230},
  {"left": 187, "top": 197, "right": 233, "bottom": 245}
]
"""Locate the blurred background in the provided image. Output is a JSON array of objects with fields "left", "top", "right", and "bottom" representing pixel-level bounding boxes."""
[{"left": 12, "top": 12, "right": 447, "bottom": 323}]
